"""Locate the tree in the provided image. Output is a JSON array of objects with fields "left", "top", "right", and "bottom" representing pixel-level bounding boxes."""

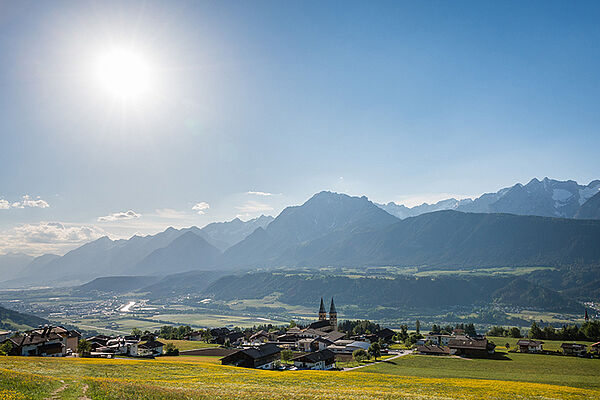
[
  {"left": 487, "top": 326, "right": 506, "bottom": 337},
  {"left": 353, "top": 349, "right": 368, "bottom": 363},
  {"left": 465, "top": 323, "right": 477, "bottom": 337},
  {"left": 281, "top": 349, "right": 293, "bottom": 362},
  {"left": 164, "top": 343, "right": 179, "bottom": 356},
  {"left": 508, "top": 327, "right": 522, "bottom": 338},
  {"left": 78, "top": 339, "right": 92, "bottom": 357},
  {"left": 415, "top": 320, "right": 421, "bottom": 335},
  {"left": 0, "top": 340, "right": 13, "bottom": 356},
  {"left": 368, "top": 342, "right": 381, "bottom": 361},
  {"left": 131, "top": 328, "right": 143, "bottom": 336},
  {"left": 223, "top": 338, "right": 231, "bottom": 348},
  {"left": 505, "top": 343, "right": 510, "bottom": 351},
  {"left": 528, "top": 322, "right": 543, "bottom": 339}
]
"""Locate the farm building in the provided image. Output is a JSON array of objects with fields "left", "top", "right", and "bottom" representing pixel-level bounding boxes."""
[
  {"left": 517, "top": 339, "right": 544, "bottom": 353},
  {"left": 448, "top": 337, "right": 495, "bottom": 357},
  {"left": 220, "top": 343, "right": 282, "bottom": 369},
  {"left": 292, "top": 349, "right": 336, "bottom": 370},
  {"left": 561, "top": 343, "right": 587, "bottom": 356}
]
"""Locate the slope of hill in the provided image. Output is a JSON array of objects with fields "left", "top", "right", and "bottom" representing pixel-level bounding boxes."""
[
  {"left": 222, "top": 191, "right": 399, "bottom": 267},
  {"left": 75, "top": 276, "right": 161, "bottom": 294},
  {"left": 309, "top": 210, "right": 600, "bottom": 268},
  {"left": 130, "top": 231, "right": 222, "bottom": 275},
  {"left": 0, "top": 305, "right": 49, "bottom": 331},
  {"left": 198, "top": 271, "right": 581, "bottom": 312},
  {"left": 379, "top": 178, "right": 600, "bottom": 219},
  {"left": 197, "top": 215, "right": 274, "bottom": 250},
  {"left": 575, "top": 191, "right": 600, "bottom": 220},
  {"left": 0, "top": 253, "right": 34, "bottom": 281},
  {"left": 137, "top": 270, "right": 225, "bottom": 299}
]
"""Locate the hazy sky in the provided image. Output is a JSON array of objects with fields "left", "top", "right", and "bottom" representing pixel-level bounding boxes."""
[{"left": 1, "top": 0, "right": 600, "bottom": 255}]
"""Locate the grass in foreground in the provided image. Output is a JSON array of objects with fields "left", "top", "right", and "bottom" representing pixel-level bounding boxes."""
[
  {"left": 361, "top": 353, "right": 600, "bottom": 391},
  {"left": 0, "top": 355, "right": 599, "bottom": 400}
]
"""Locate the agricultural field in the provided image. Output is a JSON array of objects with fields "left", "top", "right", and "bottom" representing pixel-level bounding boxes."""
[
  {"left": 1, "top": 353, "right": 599, "bottom": 400},
  {"left": 159, "top": 339, "right": 216, "bottom": 351},
  {"left": 361, "top": 352, "right": 600, "bottom": 391},
  {"left": 488, "top": 336, "right": 596, "bottom": 352}
]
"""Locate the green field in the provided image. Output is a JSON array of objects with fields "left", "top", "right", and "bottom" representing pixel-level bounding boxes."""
[
  {"left": 362, "top": 352, "right": 600, "bottom": 391},
  {"left": 488, "top": 336, "right": 596, "bottom": 352},
  {"left": 1, "top": 351, "right": 599, "bottom": 399},
  {"left": 160, "top": 339, "right": 216, "bottom": 351}
]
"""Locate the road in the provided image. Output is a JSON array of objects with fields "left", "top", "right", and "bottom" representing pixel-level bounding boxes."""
[{"left": 342, "top": 350, "right": 413, "bottom": 371}]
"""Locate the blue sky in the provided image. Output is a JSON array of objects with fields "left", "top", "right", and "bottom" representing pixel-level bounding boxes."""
[{"left": 1, "top": 0, "right": 600, "bottom": 255}]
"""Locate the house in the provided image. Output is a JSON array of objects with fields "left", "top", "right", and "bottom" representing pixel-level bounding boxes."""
[
  {"left": 374, "top": 328, "right": 396, "bottom": 343},
  {"left": 328, "top": 340, "right": 370, "bottom": 354},
  {"left": 517, "top": 339, "right": 544, "bottom": 353},
  {"left": 220, "top": 343, "right": 281, "bottom": 369},
  {"left": 448, "top": 337, "right": 495, "bottom": 357},
  {"left": 292, "top": 349, "right": 336, "bottom": 370},
  {"left": 5, "top": 327, "right": 66, "bottom": 357},
  {"left": 249, "top": 330, "right": 270, "bottom": 344},
  {"left": 186, "top": 331, "right": 204, "bottom": 341},
  {"left": 561, "top": 343, "right": 587, "bottom": 356},
  {"left": 590, "top": 342, "right": 600, "bottom": 354},
  {"left": 425, "top": 334, "right": 454, "bottom": 346},
  {"left": 297, "top": 337, "right": 333, "bottom": 352},
  {"left": 417, "top": 345, "right": 450, "bottom": 356},
  {"left": 137, "top": 340, "right": 165, "bottom": 357}
]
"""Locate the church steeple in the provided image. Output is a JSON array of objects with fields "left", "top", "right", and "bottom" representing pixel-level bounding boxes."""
[
  {"left": 318, "top": 297, "right": 326, "bottom": 321},
  {"left": 585, "top": 308, "right": 589, "bottom": 322},
  {"left": 329, "top": 298, "right": 337, "bottom": 331}
]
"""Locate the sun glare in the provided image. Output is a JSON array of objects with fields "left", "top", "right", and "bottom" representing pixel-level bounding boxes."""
[{"left": 93, "top": 48, "right": 154, "bottom": 100}]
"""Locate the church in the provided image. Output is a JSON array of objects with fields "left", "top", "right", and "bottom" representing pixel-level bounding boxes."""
[{"left": 307, "top": 297, "right": 337, "bottom": 332}]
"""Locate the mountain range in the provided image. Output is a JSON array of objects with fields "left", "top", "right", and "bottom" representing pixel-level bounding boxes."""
[
  {"left": 2, "top": 178, "right": 600, "bottom": 289},
  {"left": 378, "top": 177, "right": 600, "bottom": 219}
]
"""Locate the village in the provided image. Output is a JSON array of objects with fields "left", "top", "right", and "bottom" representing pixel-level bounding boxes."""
[{"left": 1, "top": 298, "right": 599, "bottom": 371}]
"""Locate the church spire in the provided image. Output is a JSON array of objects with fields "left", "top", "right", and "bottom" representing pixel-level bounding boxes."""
[
  {"left": 329, "top": 297, "right": 337, "bottom": 331},
  {"left": 585, "top": 308, "right": 589, "bottom": 322},
  {"left": 318, "top": 297, "right": 326, "bottom": 321}
]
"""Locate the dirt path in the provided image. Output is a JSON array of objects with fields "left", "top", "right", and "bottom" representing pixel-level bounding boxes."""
[
  {"left": 79, "top": 383, "right": 91, "bottom": 400},
  {"left": 342, "top": 351, "right": 413, "bottom": 371},
  {"left": 46, "top": 380, "right": 67, "bottom": 400}
]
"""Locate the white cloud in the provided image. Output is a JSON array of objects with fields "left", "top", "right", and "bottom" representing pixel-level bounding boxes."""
[
  {"left": 97, "top": 210, "right": 141, "bottom": 222},
  {"left": 235, "top": 201, "right": 274, "bottom": 214},
  {"left": 0, "top": 222, "right": 107, "bottom": 256},
  {"left": 192, "top": 202, "right": 210, "bottom": 214},
  {"left": 2, "top": 195, "right": 50, "bottom": 209},
  {"left": 246, "top": 191, "right": 274, "bottom": 196}
]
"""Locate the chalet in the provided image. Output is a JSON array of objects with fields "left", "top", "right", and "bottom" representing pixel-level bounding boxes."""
[
  {"left": 425, "top": 334, "right": 454, "bottom": 346},
  {"left": 292, "top": 349, "right": 336, "bottom": 370},
  {"left": 5, "top": 327, "right": 65, "bottom": 357},
  {"left": 516, "top": 339, "right": 544, "bottom": 353},
  {"left": 297, "top": 337, "right": 333, "bottom": 352},
  {"left": 448, "top": 337, "right": 495, "bottom": 357},
  {"left": 561, "top": 343, "right": 587, "bottom": 356},
  {"left": 249, "top": 330, "right": 270, "bottom": 344},
  {"left": 374, "top": 328, "right": 396, "bottom": 343},
  {"left": 137, "top": 340, "right": 165, "bottom": 357},
  {"left": 186, "top": 331, "right": 204, "bottom": 341},
  {"left": 417, "top": 345, "right": 450, "bottom": 356},
  {"left": 220, "top": 343, "right": 281, "bottom": 369}
]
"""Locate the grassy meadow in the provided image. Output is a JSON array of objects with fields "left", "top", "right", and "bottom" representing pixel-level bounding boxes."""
[{"left": 1, "top": 352, "right": 599, "bottom": 400}]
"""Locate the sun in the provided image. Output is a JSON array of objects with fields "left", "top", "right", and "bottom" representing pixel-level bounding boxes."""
[{"left": 93, "top": 47, "right": 154, "bottom": 100}]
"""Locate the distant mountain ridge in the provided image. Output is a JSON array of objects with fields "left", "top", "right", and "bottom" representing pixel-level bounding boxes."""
[
  {"left": 1, "top": 216, "right": 272, "bottom": 288},
  {"left": 378, "top": 178, "right": 600, "bottom": 219}
]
